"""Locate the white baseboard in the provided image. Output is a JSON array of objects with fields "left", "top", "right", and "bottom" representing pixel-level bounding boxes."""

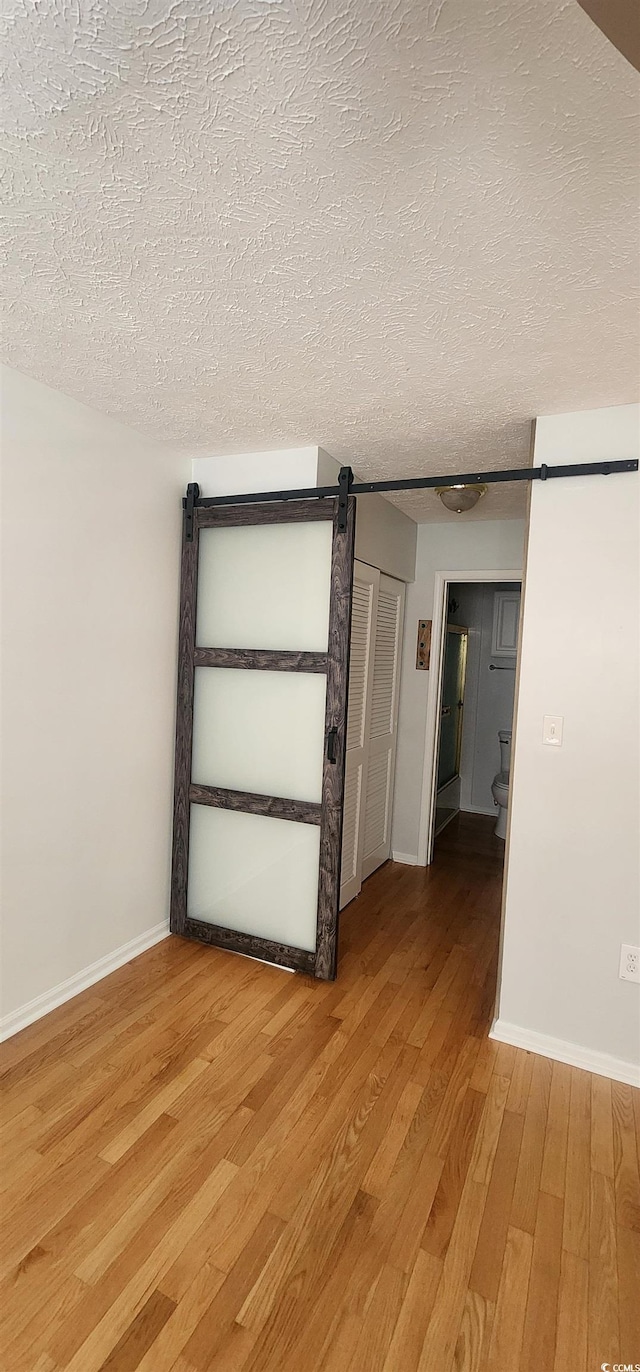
[
  {"left": 0, "top": 921, "right": 170, "bottom": 1042},
  {"left": 490, "top": 1018, "right": 640, "bottom": 1087},
  {"left": 391, "top": 851, "right": 420, "bottom": 866},
  {"left": 460, "top": 804, "right": 496, "bottom": 817}
]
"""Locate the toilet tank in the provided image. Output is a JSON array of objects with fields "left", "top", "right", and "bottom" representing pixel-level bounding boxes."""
[{"left": 498, "top": 730, "right": 512, "bottom": 775}]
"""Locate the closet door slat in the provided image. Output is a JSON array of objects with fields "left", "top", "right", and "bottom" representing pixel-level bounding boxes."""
[
  {"left": 361, "top": 574, "right": 405, "bottom": 881},
  {"left": 339, "top": 564, "right": 378, "bottom": 908}
]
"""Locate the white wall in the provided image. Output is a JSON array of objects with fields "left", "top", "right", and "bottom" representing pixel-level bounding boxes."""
[
  {"left": 193, "top": 446, "right": 322, "bottom": 497},
  {"left": 496, "top": 405, "right": 639, "bottom": 1082},
  {"left": 450, "top": 582, "right": 520, "bottom": 813},
  {"left": 392, "top": 520, "right": 526, "bottom": 861},
  {"left": 353, "top": 494, "right": 417, "bottom": 584},
  {"left": 1, "top": 366, "right": 189, "bottom": 1031}
]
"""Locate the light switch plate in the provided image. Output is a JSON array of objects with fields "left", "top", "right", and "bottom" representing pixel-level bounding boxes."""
[{"left": 543, "top": 715, "right": 563, "bottom": 746}]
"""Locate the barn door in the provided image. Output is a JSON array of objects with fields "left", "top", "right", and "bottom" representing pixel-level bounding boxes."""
[
  {"left": 170, "top": 495, "right": 355, "bottom": 980},
  {"left": 361, "top": 574, "right": 405, "bottom": 880}
]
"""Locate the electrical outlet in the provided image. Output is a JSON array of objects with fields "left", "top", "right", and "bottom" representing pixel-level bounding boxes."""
[{"left": 619, "top": 945, "right": 640, "bottom": 983}]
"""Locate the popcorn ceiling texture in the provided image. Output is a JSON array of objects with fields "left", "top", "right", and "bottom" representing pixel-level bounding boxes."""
[{"left": 1, "top": 0, "right": 638, "bottom": 521}]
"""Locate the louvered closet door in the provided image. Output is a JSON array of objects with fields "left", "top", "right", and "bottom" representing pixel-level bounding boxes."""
[
  {"left": 339, "top": 563, "right": 377, "bottom": 909},
  {"left": 361, "top": 574, "right": 405, "bottom": 881}
]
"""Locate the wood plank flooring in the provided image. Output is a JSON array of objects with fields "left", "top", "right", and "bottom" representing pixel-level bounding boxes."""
[{"left": 1, "top": 814, "right": 638, "bottom": 1371}]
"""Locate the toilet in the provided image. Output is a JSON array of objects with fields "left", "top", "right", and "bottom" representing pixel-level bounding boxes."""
[{"left": 491, "top": 730, "right": 512, "bottom": 839}]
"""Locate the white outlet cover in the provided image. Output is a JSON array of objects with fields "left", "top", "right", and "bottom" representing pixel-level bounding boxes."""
[{"left": 619, "top": 945, "right": 640, "bottom": 983}]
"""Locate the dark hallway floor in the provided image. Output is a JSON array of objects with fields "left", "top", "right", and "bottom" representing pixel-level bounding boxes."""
[{"left": 432, "top": 808, "right": 505, "bottom": 868}]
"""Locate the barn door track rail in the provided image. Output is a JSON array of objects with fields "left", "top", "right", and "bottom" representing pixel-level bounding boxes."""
[{"left": 183, "top": 457, "right": 638, "bottom": 538}]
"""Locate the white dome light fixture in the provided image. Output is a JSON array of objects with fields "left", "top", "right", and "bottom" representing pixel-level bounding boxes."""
[{"left": 435, "top": 483, "right": 488, "bottom": 513}]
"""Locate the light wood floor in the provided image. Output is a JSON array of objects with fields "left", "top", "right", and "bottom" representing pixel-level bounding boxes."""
[{"left": 1, "top": 814, "right": 639, "bottom": 1372}]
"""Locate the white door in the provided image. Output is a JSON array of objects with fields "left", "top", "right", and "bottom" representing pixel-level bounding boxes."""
[
  {"left": 361, "top": 574, "right": 405, "bottom": 881},
  {"left": 339, "top": 563, "right": 377, "bottom": 909}
]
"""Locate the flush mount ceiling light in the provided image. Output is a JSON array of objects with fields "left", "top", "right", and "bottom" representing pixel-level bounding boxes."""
[{"left": 435, "top": 483, "right": 488, "bottom": 513}]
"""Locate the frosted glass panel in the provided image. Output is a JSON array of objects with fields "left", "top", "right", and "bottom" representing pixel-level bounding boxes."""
[
  {"left": 196, "top": 521, "right": 333, "bottom": 650},
  {"left": 192, "top": 668, "right": 326, "bottom": 802},
  {"left": 187, "top": 805, "right": 320, "bottom": 951}
]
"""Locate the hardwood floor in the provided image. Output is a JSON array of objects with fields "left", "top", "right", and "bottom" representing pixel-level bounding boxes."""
[{"left": 1, "top": 814, "right": 638, "bottom": 1371}]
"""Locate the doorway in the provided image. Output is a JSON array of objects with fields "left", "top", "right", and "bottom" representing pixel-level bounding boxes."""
[{"left": 420, "top": 569, "right": 523, "bottom": 866}]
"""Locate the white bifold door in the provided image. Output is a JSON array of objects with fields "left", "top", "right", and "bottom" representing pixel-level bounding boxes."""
[
  {"left": 171, "top": 494, "right": 355, "bottom": 980},
  {"left": 339, "top": 562, "right": 405, "bottom": 908}
]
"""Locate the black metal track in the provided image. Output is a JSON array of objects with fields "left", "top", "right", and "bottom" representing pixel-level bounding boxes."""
[{"left": 189, "top": 458, "right": 637, "bottom": 509}]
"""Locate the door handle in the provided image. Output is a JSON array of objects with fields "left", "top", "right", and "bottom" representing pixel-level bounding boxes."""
[
  {"left": 441, "top": 705, "right": 451, "bottom": 717},
  {"left": 326, "top": 727, "right": 338, "bottom": 763}
]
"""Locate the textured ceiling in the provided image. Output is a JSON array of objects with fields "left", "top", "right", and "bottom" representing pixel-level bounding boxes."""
[{"left": 1, "top": 0, "right": 638, "bottom": 521}]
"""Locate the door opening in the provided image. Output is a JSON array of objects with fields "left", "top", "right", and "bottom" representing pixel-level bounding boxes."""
[
  {"left": 427, "top": 576, "right": 522, "bottom": 867},
  {"left": 418, "top": 568, "right": 523, "bottom": 868}
]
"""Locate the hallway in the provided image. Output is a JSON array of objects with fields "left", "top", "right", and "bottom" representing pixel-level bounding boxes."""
[{"left": 1, "top": 817, "right": 638, "bottom": 1371}]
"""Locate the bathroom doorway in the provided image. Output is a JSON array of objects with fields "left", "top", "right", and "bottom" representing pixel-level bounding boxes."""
[{"left": 421, "top": 571, "right": 523, "bottom": 866}]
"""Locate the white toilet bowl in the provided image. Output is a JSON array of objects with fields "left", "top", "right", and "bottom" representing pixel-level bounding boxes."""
[{"left": 491, "top": 731, "right": 512, "bottom": 839}]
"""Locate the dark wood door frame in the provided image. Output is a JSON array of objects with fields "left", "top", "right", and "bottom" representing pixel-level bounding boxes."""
[{"left": 170, "top": 494, "right": 355, "bottom": 980}]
